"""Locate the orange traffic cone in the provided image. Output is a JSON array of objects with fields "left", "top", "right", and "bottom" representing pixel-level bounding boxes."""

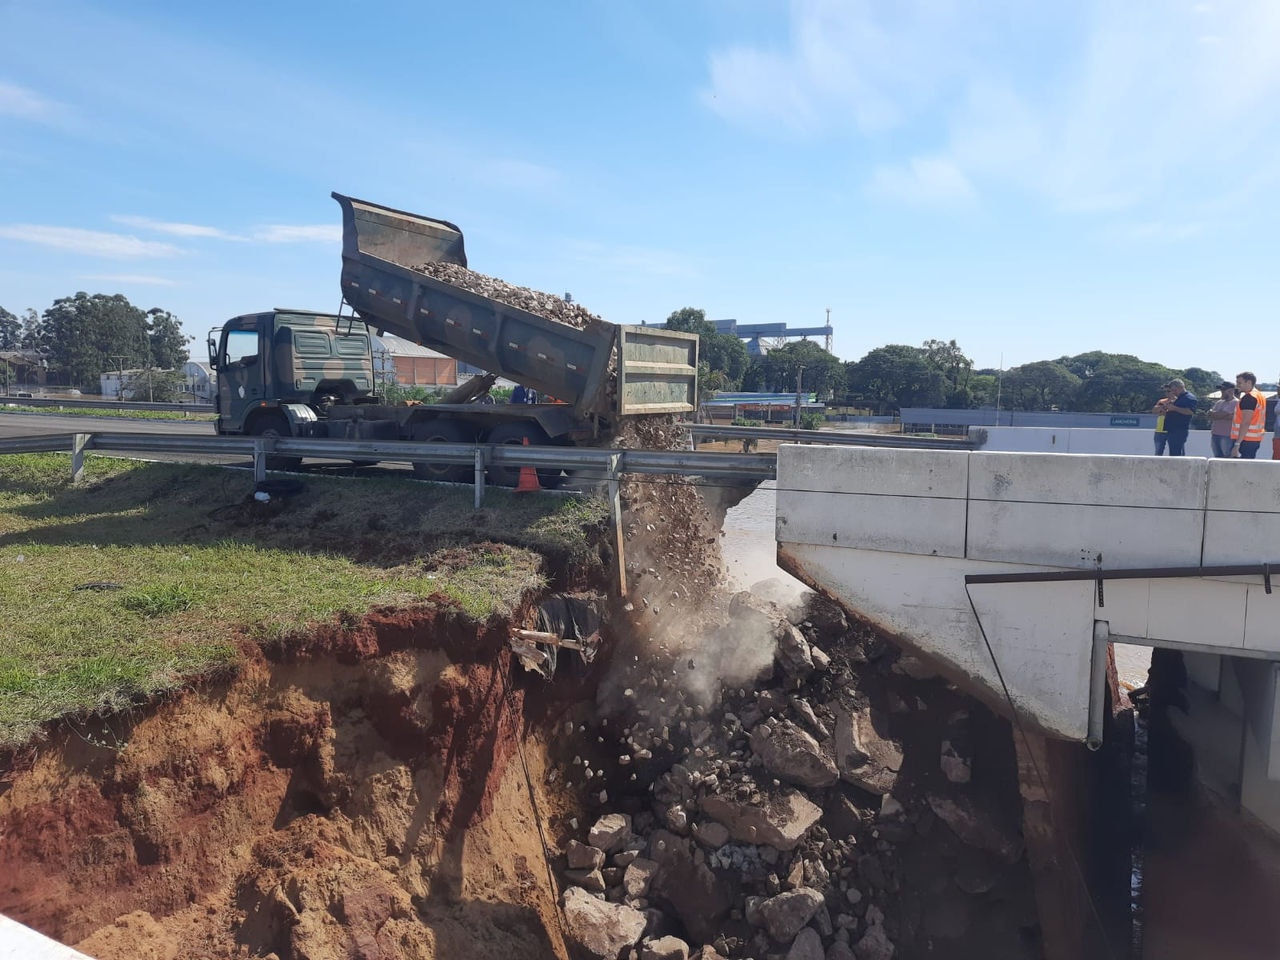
[{"left": 515, "top": 436, "right": 541, "bottom": 493}]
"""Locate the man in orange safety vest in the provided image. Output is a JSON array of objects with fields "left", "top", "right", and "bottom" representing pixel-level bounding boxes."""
[{"left": 1231, "top": 371, "right": 1267, "bottom": 459}]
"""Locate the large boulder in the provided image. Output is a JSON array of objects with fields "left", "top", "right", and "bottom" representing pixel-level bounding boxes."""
[
  {"left": 833, "top": 707, "right": 902, "bottom": 796},
  {"left": 701, "top": 790, "right": 822, "bottom": 852},
  {"left": 750, "top": 720, "right": 838, "bottom": 789},
  {"left": 786, "top": 927, "right": 825, "bottom": 960},
  {"left": 758, "top": 887, "right": 824, "bottom": 942},
  {"left": 563, "top": 887, "right": 647, "bottom": 960},
  {"left": 589, "top": 813, "right": 634, "bottom": 853}
]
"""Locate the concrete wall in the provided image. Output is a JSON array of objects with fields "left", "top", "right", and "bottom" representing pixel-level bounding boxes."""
[
  {"left": 972, "top": 425, "right": 1273, "bottom": 459},
  {"left": 776, "top": 446, "right": 1280, "bottom": 741},
  {"left": 0, "top": 914, "right": 95, "bottom": 958},
  {"left": 1237, "top": 660, "right": 1280, "bottom": 828}
]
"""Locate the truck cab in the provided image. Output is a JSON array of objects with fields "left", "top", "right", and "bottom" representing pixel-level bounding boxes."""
[{"left": 209, "top": 311, "right": 376, "bottom": 437}]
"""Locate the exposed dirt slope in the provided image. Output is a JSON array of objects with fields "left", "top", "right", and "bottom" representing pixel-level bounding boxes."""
[{"left": 0, "top": 610, "right": 579, "bottom": 960}]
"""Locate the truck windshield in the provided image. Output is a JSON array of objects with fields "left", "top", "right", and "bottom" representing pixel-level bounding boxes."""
[{"left": 223, "top": 330, "right": 259, "bottom": 367}]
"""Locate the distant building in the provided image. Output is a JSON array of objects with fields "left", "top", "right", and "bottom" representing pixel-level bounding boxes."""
[
  {"left": 181, "top": 361, "right": 215, "bottom": 401},
  {"left": 0, "top": 350, "right": 48, "bottom": 392},
  {"left": 100, "top": 369, "right": 147, "bottom": 400}
]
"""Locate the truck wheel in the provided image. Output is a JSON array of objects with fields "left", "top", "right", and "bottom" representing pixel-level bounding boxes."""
[
  {"left": 484, "top": 422, "right": 562, "bottom": 488},
  {"left": 409, "top": 420, "right": 474, "bottom": 483},
  {"left": 251, "top": 413, "right": 302, "bottom": 471}
]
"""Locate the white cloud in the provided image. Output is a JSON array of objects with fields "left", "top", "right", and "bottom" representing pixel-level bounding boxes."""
[
  {"left": 700, "top": 0, "right": 959, "bottom": 136},
  {"left": 109, "top": 216, "right": 339, "bottom": 244},
  {"left": 81, "top": 273, "right": 176, "bottom": 286},
  {"left": 111, "top": 215, "right": 234, "bottom": 239},
  {"left": 0, "top": 80, "right": 63, "bottom": 122},
  {"left": 866, "top": 156, "right": 976, "bottom": 206},
  {"left": 249, "top": 225, "right": 341, "bottom": 244},
  {"left": 703, "top": 1, "right": 1280, "bottom": 217},
  {"left": 0, "top": 225, "right": 182, "bottom": 258}
]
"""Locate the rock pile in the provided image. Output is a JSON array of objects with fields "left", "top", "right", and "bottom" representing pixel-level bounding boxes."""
[
  {"left": 416, "top": 260, "right": 606, "bottom": 331},
  {"left": 554, "top": 591, "right": 1041, "bottom": 960}
]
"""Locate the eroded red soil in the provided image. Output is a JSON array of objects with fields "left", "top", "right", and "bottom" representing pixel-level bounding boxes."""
[{"left": 0, "top": 609, "right": 576, "bottom": 960}]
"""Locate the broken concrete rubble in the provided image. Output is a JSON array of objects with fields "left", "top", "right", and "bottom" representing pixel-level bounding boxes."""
[
  {"left": 552, "top": 587, "right": 1043, "bottom": 960},
  {"left": 563, "top": 886, "right": 647, "bottom": 960}
]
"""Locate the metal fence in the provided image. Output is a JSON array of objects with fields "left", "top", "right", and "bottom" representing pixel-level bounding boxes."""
[{"left": 0, "top": 431, "right": 777, "bottom": 509}]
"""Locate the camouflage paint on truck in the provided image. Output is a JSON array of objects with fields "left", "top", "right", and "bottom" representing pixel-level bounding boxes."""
[{"left": 210, "top": 311, "right": 375, "bottom": 436}]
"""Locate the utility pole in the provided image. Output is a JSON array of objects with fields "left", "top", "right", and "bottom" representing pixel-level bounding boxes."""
[
  {"left": 795, "top": 365, "right": 806, "bottom": 427},
  {"left": 110, "top": 356, "right": 130, "bottom": 401}
]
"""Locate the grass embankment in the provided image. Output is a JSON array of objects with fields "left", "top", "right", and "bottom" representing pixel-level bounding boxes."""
[
  {"left": 0, "top": 454, "right": 608, "bottom": 747},
  {"left": 0, "top": 404, "right": 216, "bottom": 421}
]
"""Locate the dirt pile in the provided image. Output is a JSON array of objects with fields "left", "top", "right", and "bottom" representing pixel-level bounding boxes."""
[{"left": 550, "top": 591, "right": 1043, "bottom": 960}]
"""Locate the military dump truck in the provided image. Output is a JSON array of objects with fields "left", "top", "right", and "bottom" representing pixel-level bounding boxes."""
[{"left": 209, "top": 194, "right": 698, "bottom": 483}]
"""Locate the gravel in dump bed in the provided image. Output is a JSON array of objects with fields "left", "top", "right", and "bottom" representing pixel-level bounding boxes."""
[{"left": 417, "top": 260, "right": 607, "bottom": 331}]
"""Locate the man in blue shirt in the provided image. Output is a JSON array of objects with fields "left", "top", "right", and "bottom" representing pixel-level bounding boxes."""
[{"left": 1155, "top": 378, "right": 1197, "bottom": 456}]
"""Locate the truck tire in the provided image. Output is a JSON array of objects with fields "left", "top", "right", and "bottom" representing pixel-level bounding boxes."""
[
  {"left": 484, "top": 422, "right": 563, "bottom": 488},
  {"left": 409, "top": 419, "right": 474, "bottom": 483},
  {"left": 250, "top": 413, "right": 302, "bottom": 471}
]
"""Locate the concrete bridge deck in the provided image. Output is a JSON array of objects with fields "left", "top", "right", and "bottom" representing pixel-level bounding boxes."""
[{"left": 774, "top": 445, "right": 1280, "bottom": 833}]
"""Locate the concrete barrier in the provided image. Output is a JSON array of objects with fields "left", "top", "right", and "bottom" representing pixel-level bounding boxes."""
[{"left": 0, "top": 914, "right": 95, "bottom": 958}]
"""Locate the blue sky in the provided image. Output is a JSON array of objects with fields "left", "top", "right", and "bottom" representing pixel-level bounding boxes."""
[{"left": 2, "top": 0, "right": 1278, "bottom": 379}]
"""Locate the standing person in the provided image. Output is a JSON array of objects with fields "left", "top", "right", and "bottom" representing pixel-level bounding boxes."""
[
  {"left": 1208, "top": 381, "right": 1239, "bottom": 458},
  {"left": 1154, "top": 379, "right": 1197, "bottom": 457},
  {"left": 1231, "top": 371, "right": 1267, "bottom": 459},
  {"left": 1151, "top": 383, "right": 1174, "bottom": 455}
]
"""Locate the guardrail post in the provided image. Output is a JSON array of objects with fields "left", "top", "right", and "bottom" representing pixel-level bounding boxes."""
[
  {"left": 608, "top": 452, "right": 627, "bottom": 597},
  {"left": 253, "top": 439, "right": 267, "bottom": 484},
  {"left": 71, "top": 433, "right": 89, "bottom": 482},
  {"left": 474, "top": 447, "right": 486, "bottom": 509}
]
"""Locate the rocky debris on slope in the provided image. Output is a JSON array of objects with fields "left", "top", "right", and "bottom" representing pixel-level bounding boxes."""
[
  {"left": 554, "top": 591, "right": 1040, "bottom": 960},
  {"left": 611, "top": 434, "right": 724, "bottom": 615},
  {"left": 416, "top": 260, "right": 606, "bottom": 331}
]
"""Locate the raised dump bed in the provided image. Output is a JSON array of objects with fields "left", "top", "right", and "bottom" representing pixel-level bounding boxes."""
[{"left": 333, "top": 193, "right": 698, "bottom": 419}]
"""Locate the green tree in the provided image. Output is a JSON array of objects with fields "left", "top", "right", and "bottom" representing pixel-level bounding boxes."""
[
  {"left": 31, "top": 293, "right": 151, "bottom": 392},
  {"left": 922, "top": 339, "right": 975, "bottom": 408},
  {"left": 845, "top": 344, "right": 947, "bottom": 412},
  {"left": 1001, "top": 361, "right": 1082, "bottom": 411},
  {"left": 664, "top": 307, "right": 749, "bottom": 390},
  {"left": 1062, "top": 352, "right": 1177, "bottom": 412},
  {"left": 0, "top": 307, "right": 21, "bottom": 350},
  {"left": 743, "top": 340, "right": 844, "bottom": 397},
  {"left": 968, "top": 373, "right": 999, "bottom": 408},
  {"left": 18, "top": 309, "right": 40, "bottom": 349},
  {"left": 146, "top": 309, "right": 191, "bottom": 369}
]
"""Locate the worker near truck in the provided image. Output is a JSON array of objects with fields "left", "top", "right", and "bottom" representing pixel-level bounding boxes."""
[{"left": 1231, "top": 371, "right": 1267, "bottom": 459}]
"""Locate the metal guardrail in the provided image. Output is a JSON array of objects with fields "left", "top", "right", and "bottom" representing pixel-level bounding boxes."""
[
  {"left": 1, "top": 396, "right": 216, "bottom": 414},
  {"left": 0, "top": 432, "right": 776, "bottom": 509},
  {"left": 688, "top": 423, "right": 977, "bottom": 450}
]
